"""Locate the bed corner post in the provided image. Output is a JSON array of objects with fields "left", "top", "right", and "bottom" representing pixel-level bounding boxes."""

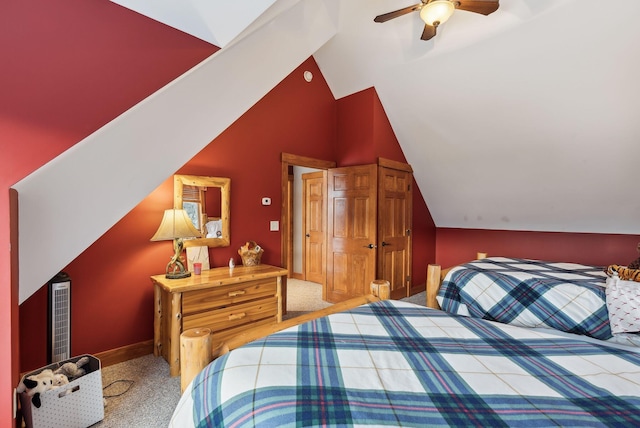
[
  {"left": 370, "top": 279, "right": 390, "bottom": 300},
  {"left": 180, "top": 328, "right": 212, "bottom": 393},
  {"left": 426, "top": 264, "right": 441, "bottom": 309}
]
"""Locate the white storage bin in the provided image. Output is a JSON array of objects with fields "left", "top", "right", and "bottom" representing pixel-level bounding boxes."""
[{"left": 19, "top": 354, "right": 104, "bottom": 428}]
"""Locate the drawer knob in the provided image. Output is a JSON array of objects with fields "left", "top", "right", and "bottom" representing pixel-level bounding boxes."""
[
  {"left": 228, "top": 312, "right": 246, "bottom": 321},
  {"left": 228, "top": 290, "right": 246, "bottom": 297}
]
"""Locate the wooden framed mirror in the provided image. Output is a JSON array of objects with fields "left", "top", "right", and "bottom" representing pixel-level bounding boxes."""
[{"left": 174, "top": 175, "right": 230, "bottom": 248}]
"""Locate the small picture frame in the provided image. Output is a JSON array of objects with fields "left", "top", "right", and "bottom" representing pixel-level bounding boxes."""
[{"left": 186, "top": 246, "right": 210, "bottom": 272}]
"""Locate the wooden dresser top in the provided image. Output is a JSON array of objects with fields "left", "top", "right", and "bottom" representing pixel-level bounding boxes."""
[{"left": 151, "top": 264, "right": 287, "bottom": 293}]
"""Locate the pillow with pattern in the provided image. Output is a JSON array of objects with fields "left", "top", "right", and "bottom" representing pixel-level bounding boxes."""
[
  {"left": 606, "top": 275, "right": 640, "bottom": 334},
  {"left": 628, "top": 242, "right": 640, "bottom": 269}
]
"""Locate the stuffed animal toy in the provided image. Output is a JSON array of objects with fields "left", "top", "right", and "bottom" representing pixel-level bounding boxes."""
[
  {"left": 628, "top": 242, "right": 640, "bottom": 270},
  {"left": 17, "top": 369, "right": 55, "bottom": 408},
  {"left": 54, "top": 355, "right": 90, "bottom": 381},
  {"left": 605, "top": 264, "right": 640, "bottom": 282},
  {"left": 604, "top": 243, "right": 640, "bottom": 279},
  {"left": 53, "top": 373, "right": 69, "bottom": 387}
]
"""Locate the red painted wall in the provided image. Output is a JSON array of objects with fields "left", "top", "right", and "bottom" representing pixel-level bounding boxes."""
[
  {"left": 336, "top": 88, "right": 377, "bottom": 166},
  {"left": 436, "top": 228, "right": 640, "bottom": 268},
  {"left": 2, "top": 0, "right": 217, "bottom": 423},
  {"left": 3, "top": 1, "right": 218, "bottom": 183},
  {"left": 412, "top": 188, "right": 437, "bottom": 285}
]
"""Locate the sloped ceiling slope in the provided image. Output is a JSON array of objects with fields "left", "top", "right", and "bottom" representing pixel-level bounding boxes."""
[
  {"left": 120, "top": 0, "right": 640, "bottom": 234},
  {"left": 314, "top": 0, "right": 640, "bottom": 234},
  {"left": 111, "top": 0, "right": 278, "bottom": 47}
]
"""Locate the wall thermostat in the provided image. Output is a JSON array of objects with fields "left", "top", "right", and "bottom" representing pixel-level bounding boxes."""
[{"left": 261, "top": 197, "right": 271, "bottom": 206}]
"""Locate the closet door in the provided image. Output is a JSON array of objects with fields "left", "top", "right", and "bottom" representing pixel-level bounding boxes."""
[
  {"left": 302, "top": 171, "right": 326, "bottom": 284},
  {"left": 326, "top": 165, "right": 378, "bottom": 303},
  {"left": 377, "top": 163, "right": 413, "bottom": 299}
]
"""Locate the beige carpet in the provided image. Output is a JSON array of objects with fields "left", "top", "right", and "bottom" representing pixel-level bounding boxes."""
[
  {"left": 283, "top": 278, "right": 333, "bottom": 320},
  {"left": 97, "top": 354, "right": 180, "bottom": 427},
  {"left": 284, "top": 278, "right": 426, "bottom": 318}
]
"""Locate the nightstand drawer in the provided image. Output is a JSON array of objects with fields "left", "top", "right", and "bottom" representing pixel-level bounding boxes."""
[
  {"left": 182, "top": 278, "right": 277, "bottom": 315},
  {"left": 182, "top": 295, "right": 278, "bottom": 333}
]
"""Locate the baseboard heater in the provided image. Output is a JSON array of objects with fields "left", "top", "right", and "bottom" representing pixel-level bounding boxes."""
[{"left": 48, "top": 272, "right": 71, "bottom": 363}]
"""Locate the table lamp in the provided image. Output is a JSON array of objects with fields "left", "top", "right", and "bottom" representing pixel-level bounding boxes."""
[{"left": 151, "top": 209, "right": 202, "bottom": 279}]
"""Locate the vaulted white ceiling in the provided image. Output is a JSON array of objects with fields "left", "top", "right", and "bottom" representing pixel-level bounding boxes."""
[
  {"left": 15, "top": 0, "right": 640, "bottom": 302},
  {"left": 316, "top": 0, "right": 640, "bottom": 235},
  {"left": 116, "top": 0, "right": 640, "bottom": 234}
]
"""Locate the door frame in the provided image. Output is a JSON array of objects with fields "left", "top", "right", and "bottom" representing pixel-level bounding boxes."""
[{"left": 280, "top": 153, "right": 336, "bottom": 311}]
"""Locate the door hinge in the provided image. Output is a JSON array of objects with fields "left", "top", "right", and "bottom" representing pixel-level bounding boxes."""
[
  {"left": 406, "top": 229, "right": 411, "bottom": 235},
  {"left": 406, "top": 275, "right": 411, "bottom": 285}
]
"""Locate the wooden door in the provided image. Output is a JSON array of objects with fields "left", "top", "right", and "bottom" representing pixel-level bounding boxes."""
[
  {"left": 377, "top": 164, "right": 413, "bottom": 299},
  {"left": 302, "top": 171, "right": 326, "bottom": 284},
  {"left": 326, "top": 165, "right": 378, "bottom": 303}
]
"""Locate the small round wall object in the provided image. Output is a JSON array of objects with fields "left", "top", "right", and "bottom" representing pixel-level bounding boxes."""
[{"left": 303, "top": 71, "right": 313, "bottom": 82}]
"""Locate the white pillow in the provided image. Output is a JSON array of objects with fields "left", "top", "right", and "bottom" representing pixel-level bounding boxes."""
[{"left": 606, "top": 275, "right": 640, "bottom": 334}]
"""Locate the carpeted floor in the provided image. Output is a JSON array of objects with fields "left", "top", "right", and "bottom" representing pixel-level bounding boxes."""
[
  {"left": 94, "top": 354, "right": 180, "bottom": 427},
  {"left": 282, "top": 278, "right": 333, "bottom": 319},
  {"left": 95, "top": 281, "right": 426, "bottom": 426}
]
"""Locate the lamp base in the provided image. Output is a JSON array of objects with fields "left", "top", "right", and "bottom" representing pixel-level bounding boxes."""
[
  {"left": 165, "top": 271, "right": 191, "bottom": 280},
  {"left": 163, "top": 238, "right": 191, "bottom": 279}
]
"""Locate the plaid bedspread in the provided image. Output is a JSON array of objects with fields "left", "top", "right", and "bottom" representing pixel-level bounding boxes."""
[
  {"left": 170, "top": 300, "right": 640, "bottom": 427},
  {"left": 437, "top": 257, "right": 612, "bottom": 340}
]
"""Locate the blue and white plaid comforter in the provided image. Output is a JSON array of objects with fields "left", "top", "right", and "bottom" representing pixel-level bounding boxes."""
[
  {"left": 437, "top": 257, "right": 612, "bottom": 340},
  {"left": 170, "top": 300, "right": 640, "bottom": 427}
]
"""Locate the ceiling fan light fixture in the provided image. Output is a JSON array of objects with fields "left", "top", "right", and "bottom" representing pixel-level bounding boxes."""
[{"left": 420, "top": 0, "right": 455, "bottom": 26}]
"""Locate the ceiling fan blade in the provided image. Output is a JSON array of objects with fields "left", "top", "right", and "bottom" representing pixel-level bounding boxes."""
[
  {"left": 374, "top": 4, "right": 423, "bottom": 23},
  {"left": 420, "top": 24, "right": 437, "bottom": 41},
  {"left": 454, "top": 0, "right": 499, "bottom": 16}
]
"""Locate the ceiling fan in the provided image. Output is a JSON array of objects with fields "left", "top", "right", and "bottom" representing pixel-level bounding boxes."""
[{"left": 374, "top": 0, "right": 499, "bottom": 41}]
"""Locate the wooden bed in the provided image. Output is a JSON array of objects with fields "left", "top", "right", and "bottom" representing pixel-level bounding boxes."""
[
  {"left": 425, "top": 252, "right": 640, "bottom": 348},
  {"left": 426, "top": 252, "right": 487, "bottom": 309},
  {"left": 178, "top": 281, "right": 391, "bottom": 392},
  {"left": 170, "top": 274, "right": 640, "bottom": 427}
]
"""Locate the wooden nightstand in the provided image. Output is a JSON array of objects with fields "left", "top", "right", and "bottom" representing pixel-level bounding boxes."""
[{"left": 151, "top": 264, "right": 287, "bottom": 376}]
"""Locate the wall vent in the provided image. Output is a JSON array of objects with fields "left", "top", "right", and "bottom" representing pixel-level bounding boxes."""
[{"left": 48, "top": 272, "right": 71, "bottom": 363}]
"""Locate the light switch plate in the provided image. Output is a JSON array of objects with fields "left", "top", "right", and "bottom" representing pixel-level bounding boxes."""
[{"left": 270, "top": 220, "right": 279, "bottom": 231}]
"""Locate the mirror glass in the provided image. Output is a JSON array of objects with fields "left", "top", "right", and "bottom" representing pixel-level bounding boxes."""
[{"left": 174, "top": 175, "right": 230, "bottom": 248}]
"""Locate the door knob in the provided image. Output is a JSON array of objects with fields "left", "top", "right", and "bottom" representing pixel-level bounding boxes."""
[
  {"left": 363, "top": 243, "right": 377, "bottom": 249},
  {"left": 305, "top": 234, "right": 310, "bottom": 237},
  {"left": 381, "top": 241, "right": 390, "bottom": 247}
]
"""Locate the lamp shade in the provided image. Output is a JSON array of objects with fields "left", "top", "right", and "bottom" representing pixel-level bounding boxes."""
[
  {"left": 420, "top": 0, "right": 455, "bottom": 26},
  {"left": 150, "top": 209, "right": 202, "bottom": 241}
]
